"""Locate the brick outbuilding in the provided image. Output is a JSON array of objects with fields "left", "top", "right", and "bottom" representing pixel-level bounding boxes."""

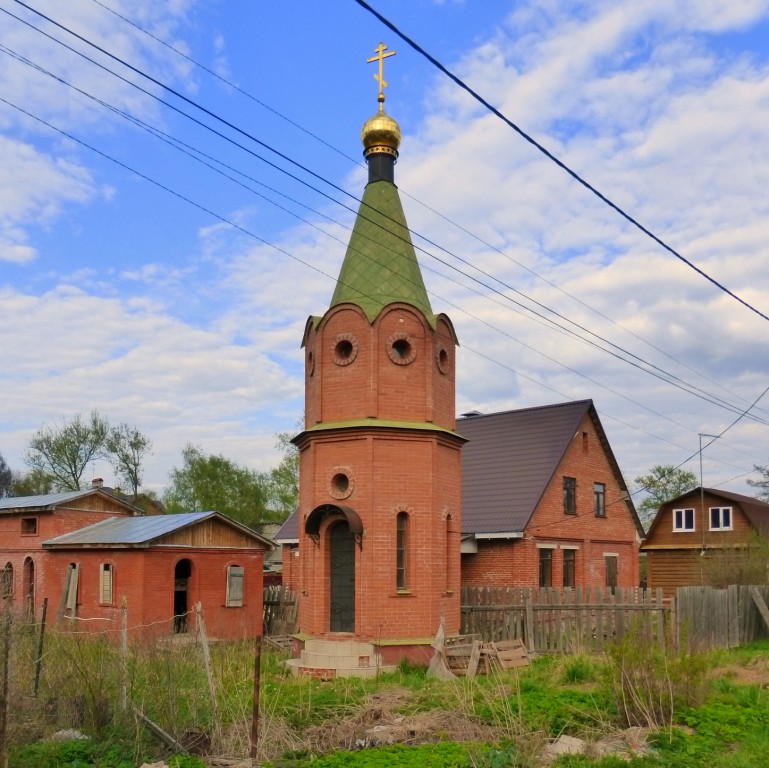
[{"left": 0, "top": 490, "right": 273, "bottom": 640}]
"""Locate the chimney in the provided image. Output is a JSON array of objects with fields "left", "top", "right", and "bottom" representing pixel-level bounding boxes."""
[{"left": 91, "top": 478, "right": 104, "bottom": 489}]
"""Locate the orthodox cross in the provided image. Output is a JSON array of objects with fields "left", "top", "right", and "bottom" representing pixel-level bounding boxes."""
[{"left": 367, "top": 42, "right": 395, "bottom": 104}]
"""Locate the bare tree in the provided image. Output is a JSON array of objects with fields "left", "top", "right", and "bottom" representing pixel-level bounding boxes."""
[
  {"left": 25, "top": 411, "right": 109, "bottom": 491},
  {"left": 105, "top": 423, "right": 152, "bottom": 496}
]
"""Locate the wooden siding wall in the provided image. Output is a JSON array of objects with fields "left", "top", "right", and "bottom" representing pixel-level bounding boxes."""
[
  {"left": 647, "top": 549, "right": 703, "bottom": 599},
  {"left": 159, "top": 519, "right": 266, "bottom": 549}
]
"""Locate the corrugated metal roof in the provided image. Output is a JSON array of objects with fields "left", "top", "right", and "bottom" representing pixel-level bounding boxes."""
[
  {"left": 44, "top": 512, "right": 214, "bottom": 546},
  {"left": 458, "top": 400, "right": 594, "bottom": 535},
  {"left": 0, "top": 490, "right": 96, "bottom": 511},
  {"left": 42, "top": 511, "right": 275, "bottom": 550}
]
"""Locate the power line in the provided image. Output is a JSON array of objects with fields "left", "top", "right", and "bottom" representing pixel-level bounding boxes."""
[
  {"left": 353, "top": 0, "right": 769, "bottom": 325},
  {"left": 90, "top": 0, "right": 765, "bottom": 422},
  {"left": 4, "top": 16, "right": 764, "bottom": 431}
]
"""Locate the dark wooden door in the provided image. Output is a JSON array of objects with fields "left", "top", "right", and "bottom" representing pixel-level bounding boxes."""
[{"left": 329, "top": 522, "right": 355, "bottom": 632}]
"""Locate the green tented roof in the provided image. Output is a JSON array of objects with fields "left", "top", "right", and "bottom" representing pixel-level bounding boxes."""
[{"left": 330, "top": 179, "right": 434, "bottom": 325}]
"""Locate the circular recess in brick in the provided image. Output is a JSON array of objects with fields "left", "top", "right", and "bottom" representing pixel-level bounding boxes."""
[
  {"left": 332, "top": 334, "right": 358, "bottom": 366},
  {"left": 329, "top": 468, "right": 354, "bottom": 499},
  {"left": 436, "top": 345, "right": 450, "bottom": 374},
  {"left": 387, "top": 332, "right": 416, "bottom": 365}
]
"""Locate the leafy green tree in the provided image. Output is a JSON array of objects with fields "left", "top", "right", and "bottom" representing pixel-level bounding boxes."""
[
  {"left": 633, "top": 464, "right": 698, "bottom": 528},
  {"left": 0, "top": 453, "right": 12, "bottom": 498},
  {"left": 25, "top": 411, "right": 110, "bottom": 491},
  {"left": 10, "top": 468, "right": 54, "bottom": 496},
  {"left": 163, "top": 444, "right": 274, "bottom": 529},
  {"left": 105, "top": 423, "right": 152, "bottom": 496},
  {"left": 747, "top": 465, "right": 769, "bottom": 502},
  {"left": 266, "top": 429, "right": 299, "bottom": 521}
]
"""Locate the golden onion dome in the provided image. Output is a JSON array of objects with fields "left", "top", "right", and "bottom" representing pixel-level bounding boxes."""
[{"left": 361, "top": 106, "right": 401, "bottom": 158}]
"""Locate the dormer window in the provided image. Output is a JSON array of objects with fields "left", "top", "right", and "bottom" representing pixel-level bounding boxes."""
[
  {"left": 709, "top": 507, "right": 732, "bottom": 531},
  {"left": 673, "top": 508, "right": 695, "bottom": 532}
]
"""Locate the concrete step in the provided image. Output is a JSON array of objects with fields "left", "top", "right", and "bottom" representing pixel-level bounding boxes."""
[{"left": 286, "top": 638, "right": 397, "bottom": 679}]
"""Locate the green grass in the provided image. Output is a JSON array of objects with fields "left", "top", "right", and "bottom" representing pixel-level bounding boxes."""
[{"left": 5, "top": 623, "right": 769, "bottom": 767}]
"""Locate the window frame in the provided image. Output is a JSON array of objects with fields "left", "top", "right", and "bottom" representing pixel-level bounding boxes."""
[
  {"left": 99, "top": 562, "right": 114, "bottom": 605},
  {"left": 673, "top": 508, "right": 695, "bottom": 532},
  {"left": 562, "top": 549, "right": 576, "bottom": 588},
  {"left": 709, "top": 506, "right": 733, "bottom": 531},
  {"left": 563, "top": 477, "right": 577, "bottom": 516},
  {"left": 594, "top": 482, "right": 606, "bottom": 518},
  {"left": 396, "top": 512, "right": 409, "bottom": 592},
  {"left": 226, "top": 564, "right": 245, "bottom": 607},
  {"left": 1, "top": 563, "right": 13, "bottom": 600},
  {"left": 605, "top": 555, "right": 618, "bottom": 592},
  {"left": 21, "top": 517, "right": 38, "bottom": 536},
  {"left": 539, "top": 547, "right": 553, "bottom": 588}
]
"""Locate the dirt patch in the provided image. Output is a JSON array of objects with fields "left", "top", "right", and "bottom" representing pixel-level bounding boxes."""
[{"left": 713, "top": 658, "right": 769, "bottom": 687}]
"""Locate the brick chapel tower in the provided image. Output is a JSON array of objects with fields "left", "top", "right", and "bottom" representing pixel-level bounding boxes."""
[{"left": 292, "top": 45, "right": 464, "bottom": 664}]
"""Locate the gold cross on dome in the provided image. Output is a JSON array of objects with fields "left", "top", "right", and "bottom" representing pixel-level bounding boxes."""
[{"left": 367, "top": 42, "right": 396, "bottom": 104}]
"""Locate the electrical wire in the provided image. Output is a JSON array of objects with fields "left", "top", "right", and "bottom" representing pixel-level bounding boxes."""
[{"left": 353, "top": 0, "right": 769, "bottom": 325}]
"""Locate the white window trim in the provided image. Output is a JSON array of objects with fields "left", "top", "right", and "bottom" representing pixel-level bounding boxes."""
[
  {"left": 673, "top": 508, "right": 695, "bottom": 532},
  {"left": 709, "top": 506, "right": 733, "bottom": 531}
]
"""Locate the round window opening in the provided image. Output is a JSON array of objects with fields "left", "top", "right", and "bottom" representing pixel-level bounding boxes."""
[
  {"left": 336, "top": 340, "right": 353, "bottom": 359},
  {"left": 437, "top": 347, "right": 449, "bottom": 374},
  {"left": 308, "top": 350, "right": 315, "bottom": 375},
  {"left": 331, "top": 473, "right": 349, "bottom": 494},
  {"left": 392, "top": 339, "right": 411, "bottom": 359},
  {"left": 332, "top": 335, "right": 359, "bottom": 366}
]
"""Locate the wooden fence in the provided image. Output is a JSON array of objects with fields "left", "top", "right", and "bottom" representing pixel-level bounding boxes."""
[
  {"left": 461, "top": 586, "right": 669, "bottom": 654},
  {"left": 263, "top": 583, "right": 769, "bottom": 653},
  {"left": 262, "top": 586, "right": 298, "bottom": 636},
  {"left": 677, "top": 584, "right": 769, "bottom": 651}
]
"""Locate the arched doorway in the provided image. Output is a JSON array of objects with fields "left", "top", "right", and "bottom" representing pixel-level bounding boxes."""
[
  {"left": 174, "top": 559, "right": 192, "bottom": 633},
  {"left": 23, "top": 558, "right": 34, "bottom": 619},
  {"left": 329, "top": 522, "right": 355, "bottom": 632}
]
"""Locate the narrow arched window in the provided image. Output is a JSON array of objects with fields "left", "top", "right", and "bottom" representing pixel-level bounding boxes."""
[
  {"left": 396, "top": 513, "right": 409, "bottom": 591},
  {"left": 226, "top": 565, "right": 245, "bottom": 607},
  {"left": 1, "top": 563, "right": 13, "bottom": 600}
]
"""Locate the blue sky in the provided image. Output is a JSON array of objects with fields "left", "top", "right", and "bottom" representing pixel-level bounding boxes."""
[{"left": 1, "top": 0, "right": 769, "bottom": 502}]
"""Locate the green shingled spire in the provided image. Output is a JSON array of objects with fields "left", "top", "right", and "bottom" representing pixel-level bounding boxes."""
[{"left": 330, "top": 179, "right": 434, "bottom": 325}]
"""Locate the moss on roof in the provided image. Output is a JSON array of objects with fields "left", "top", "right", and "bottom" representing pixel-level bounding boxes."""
[{"left": 330, "top": 179, "right": 434, "bottom": 326}]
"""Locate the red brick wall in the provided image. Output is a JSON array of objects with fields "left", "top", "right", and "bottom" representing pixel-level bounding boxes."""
[
  {"left": 10, "top": 548, "right": 264, "bottom": 641},
  {"left": 462, "top": 413, "right": 640, "bottom": 589},
  {"left": 297, "top": 299, "right": 462, "bottom": 646}
]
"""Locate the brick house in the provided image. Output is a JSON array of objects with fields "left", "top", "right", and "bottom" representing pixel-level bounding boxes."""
[
  {"left": 457, "top": 400, "right": 643, "bottom": 590},
  {"left": 0, "top": 490, "right": 273, "bottom": 640},
  {"left": 277, "top": 399, "right": 643, "bottom": 594},
  {"left": 640, "top": 487, "right": 769, "bottom": 597}
]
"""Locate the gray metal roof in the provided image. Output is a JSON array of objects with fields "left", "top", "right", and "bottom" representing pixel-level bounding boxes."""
[
  {"left": 43, "top": 512, "right": 274, "bottom": 549},
  {"left": 0, "top": 490, "right": 98, "bottom": 511},
  {"left": 458, "top": 400, "right": 595, "bottom": 535}
]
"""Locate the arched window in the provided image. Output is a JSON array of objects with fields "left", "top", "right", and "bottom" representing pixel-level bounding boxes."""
[
  {"left": 226, "top": 565, "right": 245, "bottom": 607},
  {"left": 396, "top": 513, "right": 409, "bottom": 591},
  {"left": 1, "top": 563, "right": 13, "bottom": 600}
]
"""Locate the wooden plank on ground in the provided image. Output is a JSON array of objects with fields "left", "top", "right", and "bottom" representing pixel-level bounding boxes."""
[{"left": 491, "top": 639, "right": 530, "bottom": 669}]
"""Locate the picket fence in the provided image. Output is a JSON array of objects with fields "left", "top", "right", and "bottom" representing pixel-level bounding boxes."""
[
  {"left": 460, "top": 586, "right": 669, "bottom": 654},
  {"left": 262, "top": 584, "right": 769, "bottom": 655}
]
